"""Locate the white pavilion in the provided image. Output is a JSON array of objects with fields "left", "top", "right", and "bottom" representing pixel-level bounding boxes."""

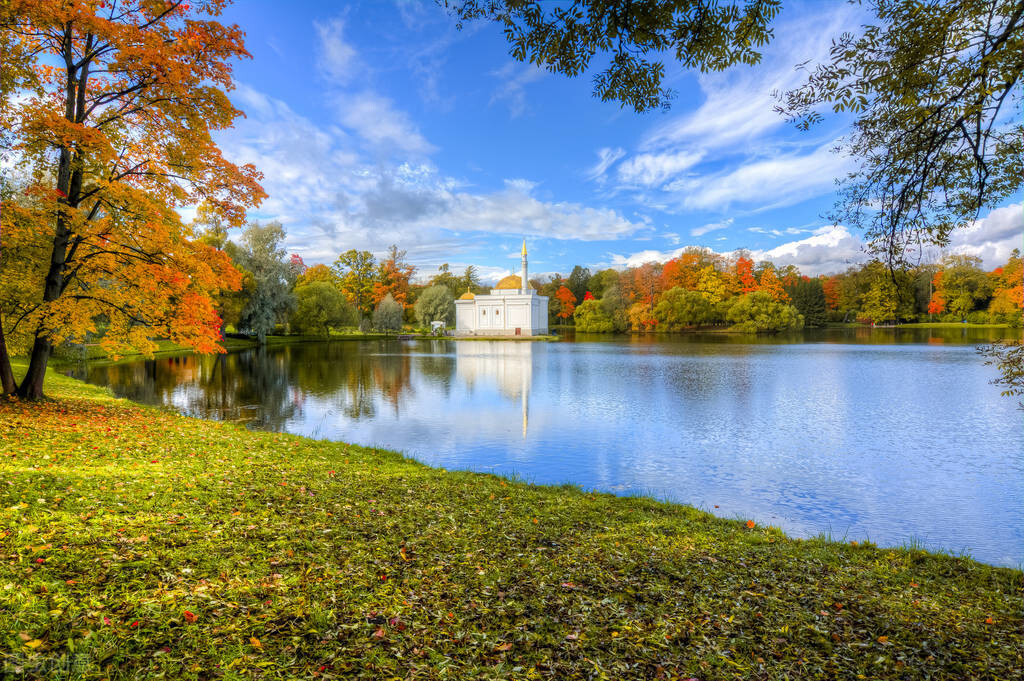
[{"left": 454, "top": 240, "right": 548, "bottom": 336}]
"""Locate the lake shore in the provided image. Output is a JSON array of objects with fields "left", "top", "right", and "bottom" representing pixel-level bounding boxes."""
[{"left": 2, "top": 364, "right": 1021, "bottom": 680}]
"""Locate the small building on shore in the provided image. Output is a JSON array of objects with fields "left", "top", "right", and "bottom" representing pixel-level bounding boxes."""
[{"left": 455, "top": 241, "right": 548, "bottom": 336}]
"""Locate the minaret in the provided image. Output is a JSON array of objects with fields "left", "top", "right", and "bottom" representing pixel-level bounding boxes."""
[{"left": 520, "top": 239, "right": 529, "bottom": 295}]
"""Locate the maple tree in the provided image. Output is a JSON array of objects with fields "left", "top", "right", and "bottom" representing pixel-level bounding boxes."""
[
  {"left": 927, "top": 271, "right": 947, "bottom": 315},
  {"left": 757, "top": 267, "right": 790, "bottom": 302},
  {"left": 554, "top": 285, "right": 577, "bottom": 320},
  {"left": 0, "top": 0, "right": 263, "bottom": 398},
  {"left": 734, "top": 257, "right": 758, "bottom": 294},
  {"left": 372, "top": 245, "right": 415, "bottom": 308}
]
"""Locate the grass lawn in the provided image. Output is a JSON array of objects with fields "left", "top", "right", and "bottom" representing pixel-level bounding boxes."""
[{"left": 1, "top": 366, "right": 1021, "bottom": 680}]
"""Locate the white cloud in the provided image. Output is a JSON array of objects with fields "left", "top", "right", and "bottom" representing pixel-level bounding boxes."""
[
  {"left": 490, "top": 61, "right": 546, "bottom": 118},
  {"left": 587, "top": 147, "right": 626, "bottom": 181},
  {"left": 691, "top": 218, "right": 733, "bottom": 237},
  {"left": 748, "top": 225, "right": 865, "bottom": 275},
  {"left": 616, "top": 150, "right": 704, "bottom": 187},
  {"left": 669, "top": 141, "right": 850, "bottom": 211},
  {"left": 315, "top": 18, "right": 358, "bottom": 84},
  {"left": 222, "top": 86, "right": 646, "bottom": 267},
  {"left": 607, "top": 224, "right": 867, "bottom": 275},
  {"left": 335, "top": 91, "right": 436, "bottom": 155},
  {"left": 642, "top": 7, "right": 857, "bottom": 153},
  {"left": 946, "top": 203, "right": 1023, "bottom": 268}
]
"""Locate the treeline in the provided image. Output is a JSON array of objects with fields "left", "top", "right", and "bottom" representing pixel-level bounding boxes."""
[
  {"left": 532, "top": 248, "right": 1023, "bottom": 333},
  {"left": 195, "top": 209, "right": 496, "bottom": 340}
]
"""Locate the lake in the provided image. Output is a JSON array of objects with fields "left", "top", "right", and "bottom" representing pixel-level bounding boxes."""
[{"left": 67, "top": 326, "right": 1024, "bottom": 567}]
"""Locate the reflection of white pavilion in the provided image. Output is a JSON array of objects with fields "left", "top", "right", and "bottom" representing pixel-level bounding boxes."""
[{"left": 456, "top": 341, "right": 532, "bottom": 437}]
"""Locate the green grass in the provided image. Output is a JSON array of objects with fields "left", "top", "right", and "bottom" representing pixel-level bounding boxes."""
[{"left": 1, "top": 366, "right": 1021, "bottom": 680}]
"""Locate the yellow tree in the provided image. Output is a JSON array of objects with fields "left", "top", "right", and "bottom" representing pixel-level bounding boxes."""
[{"left": 1, "top": 0, "right": 264, "bottom": 398}]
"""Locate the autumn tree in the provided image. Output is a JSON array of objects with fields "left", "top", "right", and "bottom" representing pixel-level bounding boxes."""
[
  {"left": 757, "top": 266, "right": 789, "bottom": 302},
  {"left": 373, "top": 245, "right": 415, "bottom": 308},
  {"left": 988, "top": 250, "right": 1023, "bottom": 325},
  {"left": 554, "top": 285, "right": 577, "bottom": 321},
  {"left": 0, "top": 0, "right": 263, "bottom": 398},
  {"left": 448, "top": 0, "right": 781, "bottom": 112},
  {"left": 695, "top": 265, "right": 726, "bottom": 304},
  {"left": 333, "top": 250, "right": 377, "bottom": 318},
  {"left": 822, "top": 276, "right": 841, "bottom": 311},
  {"left": 735, "top": 257, "right": 758, "bottom": 294},
  {"left": 927, "top": 271, "right": 948, "bottom": 315},
  {"left": 296, "top": 263, "right": 337, "bottom": 287}
]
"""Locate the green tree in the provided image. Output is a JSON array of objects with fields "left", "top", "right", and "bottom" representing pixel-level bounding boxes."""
[
  {"left": 573, "top": 299, "right": 615, "bottom": 332},
  {"left": 778, "top": 0, "right": 1024, "bottom": 268},
  {"left": 429, "top": 263, "right": 466, "bottom": 298},
  {"left": 292, "top": 282, "right": 358, "bottom": 337},
  {"left": 588, "top": 268, "right": 620, "bottom": 299},
  {"left": 235, "top": 222, "right": 295, "bottom": 343},
  {"left": 599, "top": 284, "right": 630, "bottom": 332},
  {"left": 462, "top": 265, "right": 483, "bottom": 294},
  {"left": 449, "top": 0, "right": 781, "bottom": 112},
  {"left": 653, "top": 288, "right": 716, "bottom": 331},
  {"left": 567, "top": 265, "right": 592, "bottom": 303},
  {"left": 373, "top": 293, "right": 404, "bottom": 334},
  {"left": 726, "top": 291, "right": 803, "bottom": 333},
  {"left": 787, "top": 278, "right": 828, "bottom": 327},
  {"left": 415, "top": 285, "right": 455, "bottom": 327},
  {"left": 941, "top": 254, "right": 993, "bottom": 318}
]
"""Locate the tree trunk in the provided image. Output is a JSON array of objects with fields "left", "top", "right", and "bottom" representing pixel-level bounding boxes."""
[
  {"left": 16, "top": 335, "right": 51, "bottom": 399},
  {"left": 0, "top": 315, "right": 15, "bottom": 395}
]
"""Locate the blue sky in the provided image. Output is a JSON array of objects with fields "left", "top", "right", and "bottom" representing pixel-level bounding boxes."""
[{"left": 212, "top": 0, "right": 1022, "bottom": 282}]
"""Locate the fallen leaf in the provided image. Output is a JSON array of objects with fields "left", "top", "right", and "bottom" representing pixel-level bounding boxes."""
[{"left": 494, "top": 642, "right": 513, "bottom": 651}]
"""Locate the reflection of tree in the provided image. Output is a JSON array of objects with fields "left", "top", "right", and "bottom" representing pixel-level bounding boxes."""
[
  {"left": 286, "top": 341, "right": 417, "bottom": 420},
  {"left": 71, "top": 348, "right": 298, "bottom": 431}
]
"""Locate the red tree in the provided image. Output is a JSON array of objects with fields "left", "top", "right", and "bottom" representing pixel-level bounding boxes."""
[{"left": 555, "top": 286, "right": 577, "bottom": 319}]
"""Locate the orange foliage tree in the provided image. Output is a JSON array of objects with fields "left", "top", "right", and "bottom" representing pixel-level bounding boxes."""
[
  {"left": 735, "top": 257, "right": 758, "bottom": 293},
  {"left": 927, "top": 271, "right": 947, "bottom": 315},
  {"left": 758, "top": 268, "right": 790, "bottom": 302},
  {"left": 821, "top": 276, "right": 841, "bottom": 310},
  {"left": 372, "top": 245, "right": 416, "bottom": 308},
  {"left": 988, "top": 251, "right": 1023, "bottom": 318},
  {"left": 0, "top": 0, "right": 264, "bottom": 398},
  {"left": 554, "top": 285, "right": 577, "bottom": 319}
]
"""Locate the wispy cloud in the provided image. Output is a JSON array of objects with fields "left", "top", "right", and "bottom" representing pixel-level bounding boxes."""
[
  {"left": 667, "top": 141, "right": 850, "bottom": 211},
  {"left": 587, "top": 147, "right": 626, "bottom": 182},
  {"left": 616, "top": 150, "right": 704, "bottom": 187},
  {"left": 334, "top": 91, "right": 436, "bottom": 155},
  {"left": 315, "top": 18, "right": 359, "bottom": 84},
  {"left": 691, "top": 218, "right": 733, "bottom": 237},
  {"left": 490, "top": 61, "right": 546, "bottom": 118}
]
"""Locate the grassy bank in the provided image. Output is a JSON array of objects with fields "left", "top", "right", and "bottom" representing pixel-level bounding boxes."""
[{"left": 1, "top": 369, "right": 1021, "bottom": 680}]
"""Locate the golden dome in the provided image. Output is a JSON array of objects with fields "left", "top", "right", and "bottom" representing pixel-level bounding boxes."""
[
  {"left": 458, "top": 290, "right": 476, "bottom": 300},
  {"left": 494, "top": 274, "right": 535, "bottom": 290}
]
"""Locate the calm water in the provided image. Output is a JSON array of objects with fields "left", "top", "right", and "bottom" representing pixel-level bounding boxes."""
[{"left": 68, "top": 327, "right": 1024, "bottom": 567}]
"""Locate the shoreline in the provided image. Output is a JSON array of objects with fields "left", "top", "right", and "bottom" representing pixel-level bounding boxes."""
[{"left": 2, "top": 365, "right": 1021, "bottom": 678}]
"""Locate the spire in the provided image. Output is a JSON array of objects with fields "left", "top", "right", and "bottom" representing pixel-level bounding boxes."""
[{"left": 521, "top": 238, "right": 527, "bottom": 257}]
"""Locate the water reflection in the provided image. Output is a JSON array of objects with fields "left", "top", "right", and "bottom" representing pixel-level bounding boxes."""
[{"left": 68, "top": 328, "right": 1024, "bottom": 567}]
